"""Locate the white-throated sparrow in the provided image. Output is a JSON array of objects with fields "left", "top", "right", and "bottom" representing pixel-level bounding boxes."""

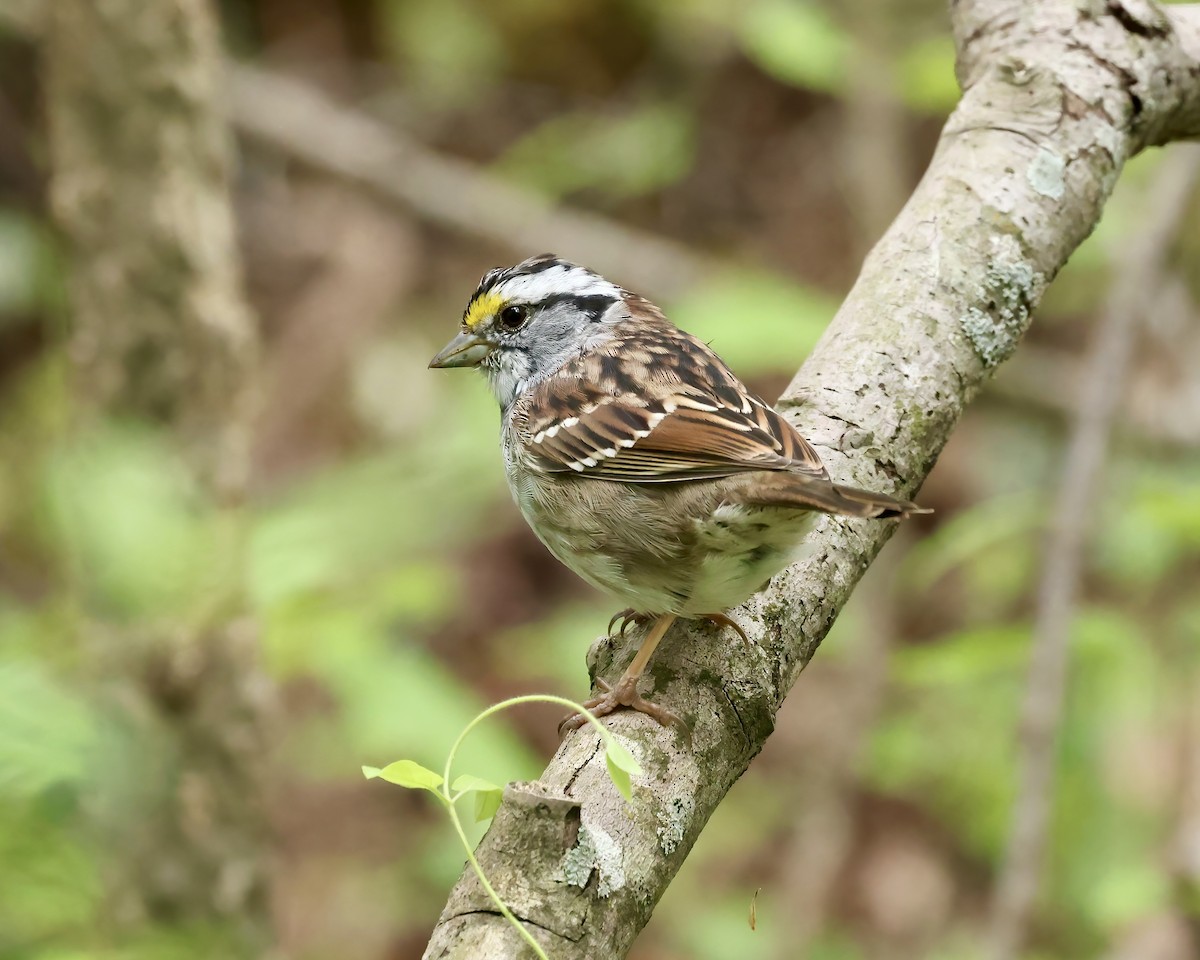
[{"left": 430, "top": 254, "right": 926, "bottom": 731}]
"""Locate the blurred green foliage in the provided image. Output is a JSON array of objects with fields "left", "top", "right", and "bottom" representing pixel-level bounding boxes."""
[
  {"left": 497, "top": 102, "right": 695, "bottom": 200},
  {"left": 670, "top": 271, "right": 837, "bottom": 374},
  {"left": 0, "top": 211, "right": 48, "bottom": 316},
  {"left": 739, "top": 0, "right": 851, "bottom": 94}
]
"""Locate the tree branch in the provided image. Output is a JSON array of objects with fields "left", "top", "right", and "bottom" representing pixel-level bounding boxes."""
[{"left": 421, "top": 2, "right": 1200, "bottom": 957}]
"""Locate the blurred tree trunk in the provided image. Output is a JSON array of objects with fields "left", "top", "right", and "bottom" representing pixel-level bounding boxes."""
[
  {"left": 45, "top": 0, "right": 270, "bottom": 952},
  {"left": 46, "top": 0, "right": 254, "bottom": 490}
]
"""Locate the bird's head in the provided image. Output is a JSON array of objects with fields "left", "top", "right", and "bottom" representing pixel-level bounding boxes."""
[{"left": 429, "top": 254, "right": 624, "bottom": 409}]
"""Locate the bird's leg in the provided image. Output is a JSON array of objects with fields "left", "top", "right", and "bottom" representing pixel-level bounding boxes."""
[
  {"left": 698, "top": 612, "right": 751, "bottom": 647},
  {"left": 560, "top": 614, "right": 680, "bottom": 734},
  {"left": 607, "top": 608, "right": 652, "bottom": 638}
]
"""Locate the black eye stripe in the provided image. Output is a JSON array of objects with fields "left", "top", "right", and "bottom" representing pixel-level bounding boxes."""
[{"left": 533, "top": 293, "right": 617, "bottom": 321}]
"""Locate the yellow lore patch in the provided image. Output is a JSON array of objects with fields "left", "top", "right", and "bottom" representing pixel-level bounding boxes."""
[{"left": 464, "top": 290, "right": 504, "bottom": 329}]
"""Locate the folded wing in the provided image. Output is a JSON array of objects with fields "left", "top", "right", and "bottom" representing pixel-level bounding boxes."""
[{"left": 519, "top": 339, "right": 829, "bottom": 484}]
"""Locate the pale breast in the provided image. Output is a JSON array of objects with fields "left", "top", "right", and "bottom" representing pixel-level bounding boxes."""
[{"left": 503, "top": 429, "right": 816, "bottom": 616}]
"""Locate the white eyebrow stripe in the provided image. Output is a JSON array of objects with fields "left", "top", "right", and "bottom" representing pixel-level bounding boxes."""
[{"left": 500, "top": 267, "right": 622, "bottom": 303}]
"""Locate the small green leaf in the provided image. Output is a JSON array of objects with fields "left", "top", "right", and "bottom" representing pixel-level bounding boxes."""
[
  {"left": 375, "top": 759, "right": 444, "bottom": 791},
  {"left": 606, "top": 738, "right": 643, "bottom": 777},
  {"left": 450, "top": 774, "right": 504, "bottom": 821},
  {"left": 361, "top": 765, "right": 383, "bottom": 779},
  {"left": 605, "top": 738, "right": 643, "bottom": 801},
  {"left": 474, "top": 787, "right": 504, "bottom": 822},
  {"left": 451, "top": 773, "right": 500, "bottom": 795},
  {"left": 606, "top": 753, "right": 632, "bottom": 800}
]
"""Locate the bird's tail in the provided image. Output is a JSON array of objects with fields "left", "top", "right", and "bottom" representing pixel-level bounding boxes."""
[
  {"left": 734, "top": 472, "right": 931, "bottom": 520},
  {"left": 827, "top": 481, "right": 930, "bottom": 519}
]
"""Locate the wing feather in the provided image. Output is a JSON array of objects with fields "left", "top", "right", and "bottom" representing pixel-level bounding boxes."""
[{"left": 515, "top": 321, "right": 829, "bottom": 484}]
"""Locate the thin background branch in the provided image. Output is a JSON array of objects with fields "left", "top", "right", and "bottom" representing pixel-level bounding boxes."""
[
  {"left": 226, "top": 59, "right": 1200, "bottom": 458},
  {"left": 988, "top": 144, "right": 1200, "bottom": 960},
  {"left": 227, "top": 65, "right": 713, "bottom": 300}
]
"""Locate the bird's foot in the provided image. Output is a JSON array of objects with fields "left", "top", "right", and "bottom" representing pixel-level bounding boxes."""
[
  {"left": 607, "top": 608, "right": 653, "bottom": 638},
  {"left": 558, "top": 676, "right": 681, "bottom": 735},
  {"left": 698, "top": 612, "right": 751, "bottom": 647}
]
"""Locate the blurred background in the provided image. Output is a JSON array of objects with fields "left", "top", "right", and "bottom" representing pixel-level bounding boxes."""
[{"left": 2, "top": 1, "right": 1200, "bottom": 958}]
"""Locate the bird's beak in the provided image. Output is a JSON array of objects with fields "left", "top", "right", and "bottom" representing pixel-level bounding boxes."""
[{"left": 428, "top": 330, "right": 495, "bottom": 369}]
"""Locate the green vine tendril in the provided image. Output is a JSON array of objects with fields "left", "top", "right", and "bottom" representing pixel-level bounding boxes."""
[{"left": 363, "top": 694, "right": 643, "bottom": 960}]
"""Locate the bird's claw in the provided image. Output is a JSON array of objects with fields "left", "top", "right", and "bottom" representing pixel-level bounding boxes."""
[
  {"left": 607, "top": 608, "right": 651, "bottom": 638},
  {"left": 558, "top": 676, "right": 680, "bottom": 735},
  {"left": 699, "top": 612, "right": 751, "bottom": 647}
]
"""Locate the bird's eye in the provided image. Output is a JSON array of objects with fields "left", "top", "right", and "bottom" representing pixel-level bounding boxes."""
[{"left": 498, "top": 305, "right": 528, "bottom": 330}]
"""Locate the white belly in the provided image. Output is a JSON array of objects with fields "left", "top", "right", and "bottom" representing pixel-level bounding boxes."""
[
  {"left": 679, "top": 503, "right": 815, "bottom": 614},
  {"left": 504, "top": 436, "right": 818, "bottom": 616}
]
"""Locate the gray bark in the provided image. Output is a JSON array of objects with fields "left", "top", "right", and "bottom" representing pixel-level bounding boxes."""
[
  {"left": 45, "top": 0, "right": 268, "bottom": 950},
  {"left": 424, "top": 2, "right": 1200, "bottom": 958}
]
